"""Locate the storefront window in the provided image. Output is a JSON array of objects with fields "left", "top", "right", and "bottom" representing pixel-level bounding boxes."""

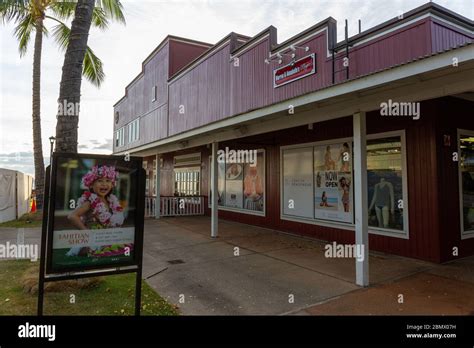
[
  {"left": 209, "top": 150, "right": 265, "bottom": 214},
  {"left": 174, "top": 167, "right": 200, "bottom": 196},
  {"left": 314, "top": 142, "right": 353, "bottom": 223},
  {"left": 281, "top": 133, "right": 407, "bottom": 236},
  {"left": 282, "top": 147, "right": 314, "bottom": 219},
  {"left": 367, "top": 136, "right": 405, "bottom": 232},
  {"left": 282, "top": 141, "right": 353, "bottom": 223},
  {"left": 459, "top": 133, "right": 474, "bottom": 235}
]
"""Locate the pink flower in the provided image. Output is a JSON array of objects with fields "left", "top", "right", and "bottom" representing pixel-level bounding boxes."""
[{"left": 81, "top": 165, "right": 120, "bottom": 188}]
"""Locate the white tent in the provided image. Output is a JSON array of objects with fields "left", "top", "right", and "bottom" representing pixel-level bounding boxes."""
[{"left": 0, "top": 168, "right": 34, "bottom": 223}]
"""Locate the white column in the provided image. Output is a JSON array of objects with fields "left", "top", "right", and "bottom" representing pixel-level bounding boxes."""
[
  {"left": 211, "top": 142, "right": 219, "bottom": 238},
  {"left": 353, "top": 111, "right": 369, "bottom": 286},
  {"left": 155, "top": 154, "right": 161, "bottom": 220}
]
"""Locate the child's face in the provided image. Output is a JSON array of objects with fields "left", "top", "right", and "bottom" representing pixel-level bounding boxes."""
[{"left": 92, "top": 178, "right": 113, "bottom": 197}]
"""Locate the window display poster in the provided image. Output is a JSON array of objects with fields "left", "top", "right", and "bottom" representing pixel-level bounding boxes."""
[
  {"left": 243, "top": 152, "right": 265, "bottom": 212},
  {"left": 225, "top": 163, "right": 244, "bottom": 208},
  {"left": 282, "top": 147, "right": 314, "bottom": 218},
  {"left": 314, "top": 143, "right": 353, "bottom": 223},
  {"left": 47, "top": 154, "right": 143, "bottom": 273}
]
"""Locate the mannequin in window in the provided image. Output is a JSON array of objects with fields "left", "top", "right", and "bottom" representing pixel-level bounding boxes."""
[{"left": 368, "top": 178, "right": 394, "bottom": 228}]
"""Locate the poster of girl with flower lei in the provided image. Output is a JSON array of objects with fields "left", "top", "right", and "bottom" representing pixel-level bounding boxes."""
[{"left": 49, "top": 155, "right": 143, "bottom": 272}]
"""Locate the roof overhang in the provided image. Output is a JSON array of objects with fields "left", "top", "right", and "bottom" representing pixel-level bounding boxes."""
[{"left": 116, "top": 44, "right": 474, "bottom": 156}]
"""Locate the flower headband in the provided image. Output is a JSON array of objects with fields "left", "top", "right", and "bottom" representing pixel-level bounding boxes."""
[{"left": 82, "top": 165, "right": 119, "bottom": 188}]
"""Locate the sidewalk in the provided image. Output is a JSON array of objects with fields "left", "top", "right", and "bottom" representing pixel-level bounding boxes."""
[{"left": 142, "top": 217, "right": 474, "bottom": 315}]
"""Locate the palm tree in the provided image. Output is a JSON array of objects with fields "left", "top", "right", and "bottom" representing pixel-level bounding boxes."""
[
  {"left": 0, "top": 0, "right": 123, "bottom": 208},
  {"left": 55, "top": 0, "right": 125, "bottom": 153}
]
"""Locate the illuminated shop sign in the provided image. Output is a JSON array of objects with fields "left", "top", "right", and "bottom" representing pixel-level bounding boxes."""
[{"left": 273, "top": 53, "right": 316, "bottom": 88}]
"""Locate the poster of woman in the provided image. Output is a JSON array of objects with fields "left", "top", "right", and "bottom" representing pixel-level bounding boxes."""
[
  {"left": 314, "top": 143, "right": 353, "bottom": 223},
  {"left": 47, "top": 154, "right": 143, "bottom": 273},
  {"left": 243, "top": 152, "right": 264, "bottom": 212}
]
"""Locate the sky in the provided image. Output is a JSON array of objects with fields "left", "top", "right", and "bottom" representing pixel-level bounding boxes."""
[{"left": 0, "top": 0, "right": 472, "bottom": 177}]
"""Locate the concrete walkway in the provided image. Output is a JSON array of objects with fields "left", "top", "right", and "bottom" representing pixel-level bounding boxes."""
[
  {"left": 142, "top": 216, "right": 446, "bottom": 315},
  {"left": 1, "top": 218, "right": 472, "bottom": 315}
]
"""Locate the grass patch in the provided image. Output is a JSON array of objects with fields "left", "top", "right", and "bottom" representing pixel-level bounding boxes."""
[
  {"left": 0, "top": 260, "right": 178, "bottom": 316},
  {"left": 0, "top": 211, "right": 43, "bottom": 228}
]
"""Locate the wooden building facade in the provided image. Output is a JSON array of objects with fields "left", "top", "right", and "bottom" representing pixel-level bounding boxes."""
[{"left": 113, "top": 2, "right": 474, "bottom": 274}]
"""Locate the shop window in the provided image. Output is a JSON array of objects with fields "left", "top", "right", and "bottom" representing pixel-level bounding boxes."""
[
  {"left": 459, "top": 131, "right": 474, "bottom": 237},
  {"left": 282, "top": 147, "right": 314, "bottom": 218},
  {"left": 314, "top": 142, "right": 353, "bottom": 223},
  {"left": 281, "top": 140, "right": 353, "bottom": 224},
  {"left": 174, "top": 167, "right": 200, "bottom": 196},
  {"left": 367, "top": 134, "right": 407, "bottom": 234},
  {"left": 280, "top": 132, "right": 408, "bottom": 237},
  {"left": 208, "top": 149, "right": 265, "bottom": 215}
]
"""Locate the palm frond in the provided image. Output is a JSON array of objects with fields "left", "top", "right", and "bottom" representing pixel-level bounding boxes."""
[
  {"left": 83, "top": 47, "right": 105, "bottom": 87},
  {"left": 92, "top": 6, "right": 109, "bottom": 29},
  {"left": 0, "top": 0, "right": 29, "bottom": 24},
  {"left": 96, "top": 0, "right": 125, "bottom": 24},
  {"left": 13, "top": 12, "right": 35, "bottom": 56},
  {"left": 51, "top": 20, "right": 105, "bottom": 87},
  {"left": 50, "top": 21, "right": 70, "bottom": 52},
  {"left": 48, "top": 0, "right": 77, "bottom": 21}
]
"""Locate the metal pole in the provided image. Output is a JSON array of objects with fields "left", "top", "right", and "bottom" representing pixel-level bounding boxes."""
[
  {"left": 345, "top": 19, "right": 349, "bottom": 80},
  {"left": 135, "top": 267, "right": 142, "bottom": 316},
  {"left": 353, "top": 111, "right": 369, "bottom": 287},
  {"left": 37, "top": 165, "right": 51, "bottom": 316},
  {"left": 211, "top": 142, "right": 219, "bottom": 238}
]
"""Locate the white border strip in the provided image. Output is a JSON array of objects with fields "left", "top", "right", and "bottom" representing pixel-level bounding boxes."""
[{"left": 457, "top": 129, "right": 474, "bottom": 240}]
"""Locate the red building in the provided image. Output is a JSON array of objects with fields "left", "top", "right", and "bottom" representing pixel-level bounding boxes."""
[{"left": 113, "top": 2, "right": 474, "bottom": 285}]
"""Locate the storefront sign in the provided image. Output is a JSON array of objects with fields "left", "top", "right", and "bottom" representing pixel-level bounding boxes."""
[{"left": 273, "top": 53, "right": 316, "bottom": 88}]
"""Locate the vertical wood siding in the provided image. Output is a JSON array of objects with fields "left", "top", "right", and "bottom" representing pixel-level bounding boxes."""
[
  {"left": 115, "top": 16, "right": 471, "bottom": 153},
  {"left": 431, "top": 19, "right": 473, "bottom": 53},
  {"left": 168, "top": 44, "right": 232, "bottom": 136}
]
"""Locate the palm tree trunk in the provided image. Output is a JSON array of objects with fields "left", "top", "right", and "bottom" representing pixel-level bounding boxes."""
[
  {"left": 32, "top": 17, "right": 45, "bottom": 210},
  {"left": 55, "top": 0, "right": 95, "bottom": 153}
]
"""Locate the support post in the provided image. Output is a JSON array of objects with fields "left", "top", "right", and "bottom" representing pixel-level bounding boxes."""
[
  {"left": 37, "top": 166, "right": 51, "bottom": 316},
  {"left": 211, "top": 142, "right": 219, "bottom": 238},
  {"left": 155, "top": 154, "right": 160, "bottom": 219},
  {"left": 353, "top": 111, "right": 369, "bottom": 286}
]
